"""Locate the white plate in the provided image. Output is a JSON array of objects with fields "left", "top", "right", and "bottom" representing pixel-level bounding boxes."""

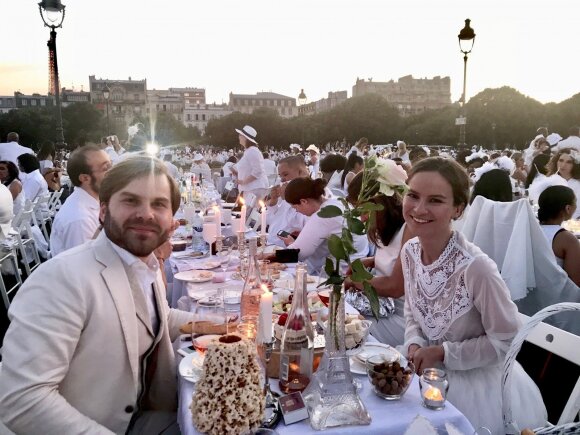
[
  {"left": 174, "top": 270, "right": 215, "bottom": 283},
  {"left": 178, "top": 352, "right": 204, "bottom": 383},
  {"left": 350, "top": 343, "right": 408, "bottom": 374},
  {"left": 187, "top": 288, "right": 218, "bottom": 301},
  {"left": 197, "top": 261, "right": 221, "bottom": 270},
  {"left": 171, "top": 250, "right": 206, "bottom": 259}
]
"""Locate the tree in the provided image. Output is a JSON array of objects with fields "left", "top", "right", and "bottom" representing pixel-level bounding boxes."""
[{"left": 61, "top": 102, "right": 104, "bottom": 146}]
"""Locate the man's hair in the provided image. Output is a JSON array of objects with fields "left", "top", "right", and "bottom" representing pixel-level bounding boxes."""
[
  {"left": 99, "top": 155, "right": 181, "bottom": 214},
  {"left": 6, "top": 132, "right": 18, "bottom": 142},
  {"left": 17, "top": 153, "right": 40, "bottom": 174},
  {"left": 278, "top": 155, "right": 307, "bottom": 169},
  {"left": 67, "top": 144, "right": 102, "bottom": 187}
]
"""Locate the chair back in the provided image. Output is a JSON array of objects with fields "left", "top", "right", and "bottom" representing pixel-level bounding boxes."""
[{"left": 503, "top": 303, "right": 580, "bottom": 433}]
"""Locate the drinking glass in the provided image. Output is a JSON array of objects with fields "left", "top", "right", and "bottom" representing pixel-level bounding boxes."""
[
  {"left": 216, "top": 245, "right": 232, "bottom": 281},
  {"left": 192, "top": 295, "right": 226, "bottom": 352},
  {"left": 220, "top": 286, "right": 242, "bottom": 333},
  {"left": 202, "top": 222, "right": 217, "bottom": 245}
]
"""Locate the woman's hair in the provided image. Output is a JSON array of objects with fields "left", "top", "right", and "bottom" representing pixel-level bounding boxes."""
[
  {"left": 455, "top": 150, "right": 471, "bottom": 167},
  {"left": 0, "top": 160, "right": 20, "bottom": 186},
  {"left": 341, "top": 153, "right": 363, "bottom": 187},
  {"left": 227, "top": 155, "right": 237, "bottom": 164},
  {"left": 546, "top": 148, "right": 580, "bottom": 179},
  {"left": 37, "top": 141, "right": 55, "bottom": 161},
  {"left": 511, "top": 152, "right": 523, "bottom": 163},
  {"left": 525, "top": 154, "right": 550, "bottom": 188},
  {"left": 319, "top": 154, "right": 346, "bottom": 174},
  {"left": 470, "top": 169, "right": 513, "bottom": 204},
  {"left": 407, "top": 157, "right": 470, "bottom": 210},
  {"left": 284, "top": 177, "right": 327, "bottom": 205},
  {"left": 347, "top": 172, "right": 404, "bottom": 246},
  {"left": 538, "top": 185, "right": 576, "bottom": 222},
  {"left": 17, "top": 153, "right": 40, "bottom": 174}
]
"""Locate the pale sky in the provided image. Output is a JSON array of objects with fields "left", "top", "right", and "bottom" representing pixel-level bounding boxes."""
[{"left": 1, "top": 0, "right": 579, "bottom": 104}]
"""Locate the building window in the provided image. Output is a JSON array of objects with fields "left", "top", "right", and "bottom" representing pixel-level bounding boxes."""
[
  {"left": 281, "top": 107, "right": 286, "bottom": 115},
  {"left": 31, "top": 100, "right": 37, "bottom": 106},
  {"left": 187, "top": 114, "right": 191, "bottom": 121},
  {"left": 163, "top": 104, "right": 167, "bottom": 111},
  {"left": 185, "top": 93, "right": 189, "bottom": 97},
  {"left": 195, "top": 114, "right": 199, "bottom": 121},
  {"left": 186, "top": 99, "right": 190, "bottom": 104},
  {"left": 202, "top": 114, "right": 206, "bottom": 121},
  {"left": 22, "top": 100, "right": 27, "bottom": 106},
  {"left": 134, "top": 94, "right": 140, "bottom": 100}
]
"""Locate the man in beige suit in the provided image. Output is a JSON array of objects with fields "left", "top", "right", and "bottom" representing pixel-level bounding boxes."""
[{"left": 0, "top": 156, "right": 194, "bottom": 434}]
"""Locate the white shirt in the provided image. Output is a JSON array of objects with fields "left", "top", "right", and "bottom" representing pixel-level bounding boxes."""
[
  {"left": 288, "top": 198, "right": 345, "bottom": 274},
  {"left": 234, "top": 146, "right": 268, "bottom": 193},
  {"left": 266, "top": 199, "right": 307, "bottom": 247},
  {"left": 263, "top": 158, "right": 277, "bottom": 177},
  {"left": 164, "top": 161, "right": 179, "bottom": 179},
  {"left": 104, "top": 146, "right": 120, "bottom": 163},
  {"left": 50, "top": 187, "right": 100, "bottom": 256},
  {"left": 21, "top": 170, "right": 48, "bottom": 203},
  {"left": 109, "top": 238, "right": 160, "bottom": 333},
  {"left": 553, "top": 135, "right": 580, "bottom": 152},
  {"left": 0, "top": 141, "right": 34, "bottom": 167},
  {"left": 222, "top": 161, "right": 235, "bottom": 178}
]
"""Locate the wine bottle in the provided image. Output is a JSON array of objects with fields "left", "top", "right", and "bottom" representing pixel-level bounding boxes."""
[
  {"left": 240, "top": 238, "right": 264, "bottom": 322},
  {"left": 279, "top": 263, "right": 314, "bottom": 393}
]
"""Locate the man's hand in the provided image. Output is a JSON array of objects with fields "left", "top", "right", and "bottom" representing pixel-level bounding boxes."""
[{"left": 268, "top": 185, "right": 281, "bottom": 206}]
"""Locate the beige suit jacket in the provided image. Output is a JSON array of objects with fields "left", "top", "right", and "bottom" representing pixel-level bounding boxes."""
[{"left": 0, "top": 232, "right": 192, "bottom": 434}]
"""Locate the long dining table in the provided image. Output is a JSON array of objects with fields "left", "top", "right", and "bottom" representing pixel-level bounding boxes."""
[{"left": 167, "top": 247, "right": 475, "bottom": 435}]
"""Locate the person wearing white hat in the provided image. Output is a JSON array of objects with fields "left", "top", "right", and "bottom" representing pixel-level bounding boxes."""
[
  {"left": 552, "top": 126, "right": 580, "bottom": 153},
  {"left": 230, "top": 125, "right": 268, "bottom": 199},
  {"left": 306, "top": 144, "right": 320, "bottom": 178},
  {"left": 190, "top": 153, "right": 211, "bottom": 182},
  {"left": 289, "top": 143, "right": 302, "bottom": 155},
  {"left": 394, "top": 140, "right": 410, "bottom": 163}
]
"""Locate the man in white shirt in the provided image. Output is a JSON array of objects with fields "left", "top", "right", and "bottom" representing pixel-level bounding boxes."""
[
  {"left": 50, "top": 145, "right": 112, "bottom": 256},
  {"left": 266, "top": 155, "right": 308, "bottom": 247},
  {"left": 0, "top": 132, "right": 34, "bottom": 166},
  {"left": 306, "top": 144, "right": 320, "bottom": 178},
  {"left": 262, "top": 152, "right": 277, "bottom": 184},
  {"left": 0, "top": 155, "right": 196, "bottom": 434},
  {"left": 163, "top": 153, "right": 180, "bottom": 179},
  {"left": 553, "top": 126, "right": 580, "bottom": 152}
]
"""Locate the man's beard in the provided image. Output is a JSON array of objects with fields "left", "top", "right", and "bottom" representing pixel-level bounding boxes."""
[
  {"left": 103, "top": 209, "right": 169, "bottom": 258},
  {"left": 90, "top": 174, "right": 100, "bottom": 194}
]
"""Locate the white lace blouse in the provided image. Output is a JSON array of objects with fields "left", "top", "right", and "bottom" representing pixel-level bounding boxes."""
[{"left": 402, "top": 231, "right": 522, "bottom": 371}]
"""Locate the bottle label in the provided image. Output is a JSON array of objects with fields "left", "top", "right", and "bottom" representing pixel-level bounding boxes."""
[{"left": 280, "top": 355, "right": 289, "bottom": 381}]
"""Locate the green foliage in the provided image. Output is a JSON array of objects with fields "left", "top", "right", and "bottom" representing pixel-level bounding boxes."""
[{"left": 317, "top": 205, "right": 343, "bottom": 218}]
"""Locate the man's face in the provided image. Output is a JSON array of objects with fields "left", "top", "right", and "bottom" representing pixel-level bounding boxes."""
[
  {"left": 84, "top": 150, "right": 112, "bottom": 194},
  {"left": 100, "top": 174, "right": 175, "bottom": 259},
  {"left": 278, "top": 162, "right": 303, "bottom": 183}
]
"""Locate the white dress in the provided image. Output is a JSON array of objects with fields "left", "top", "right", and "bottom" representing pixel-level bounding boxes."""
[
  {"left": 540, "top": 224, "right": 565, "bottom": 267},
  {"left": 402, "top": 232, "right": 547, "bottom": 435}
]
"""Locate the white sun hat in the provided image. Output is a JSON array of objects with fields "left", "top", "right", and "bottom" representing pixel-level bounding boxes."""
[
  {"left": 306, "top": 144, "right": 320, "bottom": 154},
  {"left": 235, "top": 125, "right": 258, "bottom": 144}
]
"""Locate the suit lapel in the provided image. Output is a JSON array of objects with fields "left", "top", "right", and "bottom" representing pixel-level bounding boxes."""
[{"left": 94, "top": 233, "right": 140, "bottom": 385}]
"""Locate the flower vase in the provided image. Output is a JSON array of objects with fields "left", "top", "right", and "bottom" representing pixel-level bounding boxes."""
[{"left": 303, "top": 287, "right": 371, "bottom": 430}]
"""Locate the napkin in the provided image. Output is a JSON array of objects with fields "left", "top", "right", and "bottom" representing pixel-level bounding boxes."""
[{"left": 403, "top": 415, "right": 437, "bottom": 435}]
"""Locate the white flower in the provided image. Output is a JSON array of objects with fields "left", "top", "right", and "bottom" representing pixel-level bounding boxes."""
[{"left": 374, "top": 158, "right": 408, "bottom": 196}]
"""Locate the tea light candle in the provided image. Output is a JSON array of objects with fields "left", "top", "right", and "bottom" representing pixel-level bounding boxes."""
[
  {"left": 419, "top": 368, "right": 448, "bottom": 410},
  {"left": 213, "top": 206, "right": 222, "bottom": 237},
  {"left": 259, "top": 200, "right": 267, "bottom": 236},
  {"left": 258, "top": 284, "right": 273, "bottom": 343}
]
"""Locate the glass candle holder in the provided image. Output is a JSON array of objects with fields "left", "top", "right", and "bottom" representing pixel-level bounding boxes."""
[
  {"left": 419, "top": 368, "right": 449, "bottom": 410},
  {"left": 237, "top": 321, "right": 257, "bottom": 342}
]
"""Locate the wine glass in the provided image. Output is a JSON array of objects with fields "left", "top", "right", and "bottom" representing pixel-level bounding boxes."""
[
  {"left": 216, "top": 245, "right": 232, "bottom": 281},
  {"left": 192, "top": 295, "right": 226, "bottom": 354},
  {"left": 202, "top": 222, "right": 217, "bottom": 246}
]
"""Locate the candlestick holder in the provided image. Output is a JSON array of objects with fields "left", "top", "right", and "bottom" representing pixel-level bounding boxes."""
[{"left": 260, "top": 339, "right": 281, "bottom": 428}]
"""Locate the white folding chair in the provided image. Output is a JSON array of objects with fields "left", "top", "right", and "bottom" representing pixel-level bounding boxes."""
[
  {"left": 13, "top": 207, "right": 42, "bottom": 277},
  {"left": 0, "top": 247, "right": 22, "bottom": 311},
  {"left": 503, "top": 303, "right": 580, "bottom": 434},
  {"left": 30, "top": 195, "right": 51, "bottom": 246},
  {"left": 47, "top": 188, "right": 63, "bottom": 217}
]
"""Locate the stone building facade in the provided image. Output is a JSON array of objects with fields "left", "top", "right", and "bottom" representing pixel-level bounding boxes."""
[
  {"left": 229, "top": 92, "right": 296, "bottom": 117},
  {"left": 352, "top": 75, "right": 451, "bottom": 116}
]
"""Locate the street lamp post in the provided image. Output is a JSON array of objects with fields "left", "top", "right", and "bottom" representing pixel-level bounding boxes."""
[
  {"left": 491, "top": 122, "right": 496, "bottom": 149},
  {"left": 38, "top": 0, "right": 66, "bottom": 148},
  {"left": 458, "top": 18, "right": 475, "bottom": 149},
  {"left": 103, "top": 84, "right": 111, "bottom": 135},
  {"left": 298, "top": 89, "right": 307, "bottom": 146}
]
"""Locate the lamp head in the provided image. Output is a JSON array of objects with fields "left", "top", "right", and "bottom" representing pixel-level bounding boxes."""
[
  {"left": 38, "top": 0, "right": 66, "bottom": 28},
  {"left": 298, "top": 88, "right": 307, "bottom": 106},
  {"left": 103, "top": 84, "right": 110, "bottom": 100},
  {"left": 458, "top": 18, "right": 475, "bottom": 54}
]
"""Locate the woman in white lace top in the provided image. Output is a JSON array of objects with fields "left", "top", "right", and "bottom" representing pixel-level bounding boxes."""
[{"left": 401, "top": 157, "right": 546, "bottom": 434}]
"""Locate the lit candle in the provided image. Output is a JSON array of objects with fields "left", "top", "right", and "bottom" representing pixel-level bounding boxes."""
[
  {"left": 259, "top": 200, "right": 267, "bottom": 236},
  {"left": 239, "top": 197, "right": 246, "bottom": 231},
  {"left": 424, "top": 386, "right": 444, "bottom": 402},
  {"left": 258, "top": 284, "right": 273, "bottom": 343},
  {"left": 213, "top": 206, "right": 221, "bottom": 237}
]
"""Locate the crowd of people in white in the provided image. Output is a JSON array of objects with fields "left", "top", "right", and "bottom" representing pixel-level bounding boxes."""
[{"left": 0, "top": 123, "right": 578, "bottom": 434}]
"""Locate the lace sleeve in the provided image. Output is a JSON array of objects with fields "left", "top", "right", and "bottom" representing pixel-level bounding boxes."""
[
  {"left": 443, "top": 255, "right": 521, "bottom": 371},
  {"left": 401, "top": 243, "right": 428, "bottom": 351}
]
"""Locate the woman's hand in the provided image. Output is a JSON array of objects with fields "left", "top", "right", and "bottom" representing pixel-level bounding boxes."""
[
  {"left": 344, "top": 276, "right": 363, "bottom": 292},
  {"left": 278, "top": 234, "right": 294, "bottom": 246},
  {"left": 409, "top": 345, "right": 444, "bottom": 374},
  {"left": 407, "top": 344, "right": 421, "bottom": 360}
]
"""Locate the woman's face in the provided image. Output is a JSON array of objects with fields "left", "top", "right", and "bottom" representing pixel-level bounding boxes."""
[
  {"left": 557, "top": 153, "right": 574, "bottom": 178},
  {"left": 0, "top": 164, "right": 8, "bottom": 181},
  {"left": 353, "top": 162, "right": 364, "bottom": 174},
  {"left": 292, "top": 198, "right": 319, "bottom": 217},
  {"left": 403, "top": 171, "right": 463, "bottom": 240},
  {"left": 238, "top": 134, "right": 248, "bottom": 148},
  {"left": 514, "top": 157, "right": 524, "bottom": 169}
]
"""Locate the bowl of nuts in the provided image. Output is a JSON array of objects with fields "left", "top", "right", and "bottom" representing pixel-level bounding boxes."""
[{"left": 365, "top": 354, "right": 415, "bottom": 400}]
